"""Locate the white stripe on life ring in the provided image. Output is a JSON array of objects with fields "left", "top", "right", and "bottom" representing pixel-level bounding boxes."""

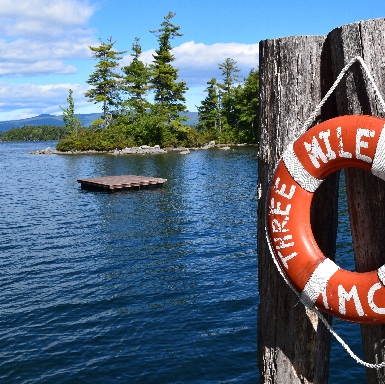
[
  {"left": 378, "top": 265, "right": 385, "bottom": 286},
  {"left": 300, "top": 258, "right": 340, "bottom": 307},
  {"left": 282, "top": 143, "right": 324, "bottom": 193}
]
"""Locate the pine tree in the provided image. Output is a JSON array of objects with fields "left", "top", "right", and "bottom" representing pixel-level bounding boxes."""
[
  {"left": 60, "top": 89, "right": 81, "bottom": 136},
  {"left": 218, "top": 58, "right": 241, "bottom": 92},
  {"left": 85, "top": 37, "right": 126, "bottom": 128},
  {"left": 235, "top": 69, "right": 259, "bottom": 141},
  {"left": 218, "top": 58, "right": 242, "bottom": 130},
  {"left": 150, "top": 12, "right": 188, "bottom": 121},
  {"left": 121, "top": 37, "right": 151, "bottom": 115},
  {"left": 197, "top": 78, "right": 221, "bottom": 134}
]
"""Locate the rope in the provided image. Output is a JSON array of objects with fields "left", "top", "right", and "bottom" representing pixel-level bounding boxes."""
[
  {"left": 300, "top": 56, "right": 385, "bottom": 136},
  {"left": 266, "top": 56, "right": 385, "bottom": 369},
  {"left": 266, "top": 226, "right": 385, "bottom": 369}
]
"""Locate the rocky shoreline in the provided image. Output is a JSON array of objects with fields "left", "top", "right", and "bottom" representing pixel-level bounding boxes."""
[{"left": 29, "top": 142, "right": 252, "bottom": 155}]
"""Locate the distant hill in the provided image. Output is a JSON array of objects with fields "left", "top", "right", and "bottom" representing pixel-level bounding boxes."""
[{"left": 0, "top": 111, "right": 198, "bottom": 132}]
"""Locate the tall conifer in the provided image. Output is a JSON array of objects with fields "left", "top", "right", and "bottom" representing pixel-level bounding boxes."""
[
  {"left": 197, "top": 78, "right": 221, "bottom": 134},
  {"left": 85, "top": 37, "right": 126, "bottom": 128},
  {"left": 218, "top": 58, "right": 241, "bottom": 130},
  {"left": 150, "top": 12, "right": 188, "bottom": 121},
  {"left": 60, "top": 89, "right": 81, "bottom": 136},
  {"left": 122, "top": 37, "right": 151, "bottom": 115}
]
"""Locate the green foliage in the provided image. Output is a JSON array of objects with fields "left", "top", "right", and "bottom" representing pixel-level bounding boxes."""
[
  {"left": 56, "top": 126, "right": 136, "bottom": 152},
  {"left": 54, "top": 13, "right": 259, "bottom": 151},
  {"left": 197, "top": 78, "right": 220, "bottom": 134},
  {"left": 218, "top": 58, "right": 242, "bottom": 131},
  {"left": 0, "top": 125, "right": 69, "bottom": 141},
  {"left": 85, "top": 37, "right": 126, "bottom": 128},
  {"left": 56, "top": 116, "right": 203, "bottom": 151},
  {"left": 150, "top": 11, "right": 188, "bottom": 121},
  {"left": 60, "top": 89, "right": 82, "bottom": 135},
  {"left": 121, "top": 37, "right": 151, "bottom": 114},
  {"left": 114, "top": 106, "right": 167, "bottom": 146},
  {"left": 197, "top": 61, "right": 259, "bottom": 144},
  {"left": 235, "top": 69, "right": 259, "bottom": 142}
]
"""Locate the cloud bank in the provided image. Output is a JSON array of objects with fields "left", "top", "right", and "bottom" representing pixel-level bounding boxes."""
[
  {"left": 0, "top": 0, "right": 96, "bottom": 77},
  {"left": 0, "top": 82, "right": 90, "bottom": 118},
  {"left": 122, "top": 41, "right": 259, "bottom": 87}
]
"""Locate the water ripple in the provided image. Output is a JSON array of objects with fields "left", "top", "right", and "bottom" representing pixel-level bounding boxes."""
[{"left": 0, "top": 142, "right": 258, "bottom": 383}]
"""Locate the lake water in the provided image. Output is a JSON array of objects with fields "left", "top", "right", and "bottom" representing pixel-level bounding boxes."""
[{"left": 0, "top": 141, "right": 368, "bottom": 382}]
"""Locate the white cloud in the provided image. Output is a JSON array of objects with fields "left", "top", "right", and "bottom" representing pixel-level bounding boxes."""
[
  {"left": 121, "top": 41, "right": 259, "bottom": 87},
  {"left": 0, "top": 61, "right": 77, "bottom": 77},
  {"left": 0, "top": 40, "right": 259, "bottom": 117},
  {"left": 0, "top": 38, "right": 92, "bottom": 62},
  {"left": 174, "top": 42, "right": 259, "bottom": 86},
  {"left": 0, "top": 0, "right": 97, "bottom": 77},
  {"left": 0, "top": 0, "right": 96, "bottom": 39},
  {"left": 0, "top": 82, "right": 90, "bottom": 114}
]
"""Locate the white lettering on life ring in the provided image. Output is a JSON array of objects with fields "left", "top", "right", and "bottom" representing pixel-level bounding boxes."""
[
  {"left": 368, "top": 283, "right": 385, "bottom": 314},
  {"left": 338, "top": 285, "right": 365, "bottom": 317},
  {"left": 356, "top": 128, "right": 375, "bottom": 163}
]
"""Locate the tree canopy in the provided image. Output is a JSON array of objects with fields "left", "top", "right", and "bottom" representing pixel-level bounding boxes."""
[
  {"left": 121, "top": 37, "right": 151, "bottom": 115},
  {"left": 60, "top": 89, "right": 82, "bottom": 136},
  {"left": 150, "top": 11, "right": 188, "bottom": 121},
  {"left": 85, "top": 37, "right": 126, "bottom": 128}
]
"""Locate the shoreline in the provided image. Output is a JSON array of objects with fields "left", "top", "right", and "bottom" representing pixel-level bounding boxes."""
[{"left": 29, "top": 143, "right": 256, "bottom": 155}]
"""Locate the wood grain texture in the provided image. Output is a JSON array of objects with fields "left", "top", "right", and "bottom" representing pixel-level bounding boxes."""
[
  {"left": 328, "top": 17, "right": 385, "bottom": 383},
  {"left": 257, "top": 35, "right": 339, "bottom": 383}
]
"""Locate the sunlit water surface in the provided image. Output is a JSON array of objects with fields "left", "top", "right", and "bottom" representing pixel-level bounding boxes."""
[
  {"left": 0, "top": 142, "right": 367, "bottom": 382},
  {"left": 0, "top": 142, "right": 257, "bottom": 383}
]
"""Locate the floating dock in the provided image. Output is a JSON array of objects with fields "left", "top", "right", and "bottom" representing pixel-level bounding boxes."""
[{"left": 77, "top": 175, "right": 167, "bottom": 191}]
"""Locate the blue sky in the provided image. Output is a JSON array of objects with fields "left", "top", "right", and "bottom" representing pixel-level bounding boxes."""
[{"left": 0, "top": 0, "right": 384, "bottom": 121}]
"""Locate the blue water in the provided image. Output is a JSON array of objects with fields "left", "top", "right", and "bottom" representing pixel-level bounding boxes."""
[
  {"left": 0, "top": 142, "right": 258, "bottom": 383},
  {"left": 0, "top": 142, "right": 369, "bottom": 382}
]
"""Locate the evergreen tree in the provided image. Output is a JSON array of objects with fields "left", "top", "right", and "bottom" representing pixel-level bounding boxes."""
[
  {"left": 218, "top": 58, "right": 242, "bottom": 130},
  {"left": 218, "top": 58, "right": 241, "bottom": 92},
  {"left": 121, "top": 37, "right": 151, "bottom": 115},
  {"left": 197, "top": 63, "right": 259, "bottom": 143},
  {"left": 85, "top": 37, "right": 126, "bottom": 128},
  {"left": 197, "top": 78, "right": 221, "bottom": 134},
  {"left": 150, "top": 11, "right": 188, "bottom": 121},
  {"left": 60, "top": 89, "right": 81, "bottom": 136},
  {"left": 235, "top": 69, "right": 259, "bottom": 141}
]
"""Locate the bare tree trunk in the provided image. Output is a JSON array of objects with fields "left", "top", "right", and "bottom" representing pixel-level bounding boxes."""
[
  {"left": 257, "top": 35, "right": 339, "bottom": 383},
  {"left": 328, "top": 17, "right": 385, "bottom": 383}
]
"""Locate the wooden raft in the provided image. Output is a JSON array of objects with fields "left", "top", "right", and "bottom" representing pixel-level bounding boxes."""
[{"left": 77, "top": 175, "right": 167, "bottom": 191}]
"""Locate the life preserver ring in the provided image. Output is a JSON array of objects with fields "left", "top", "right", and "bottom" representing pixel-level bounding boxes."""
[{"left": 267, "top": 115, "right": 385, "bottom": 324}]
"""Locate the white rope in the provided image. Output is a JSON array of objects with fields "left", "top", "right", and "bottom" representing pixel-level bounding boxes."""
[
  {"left": 265, "top": 226, "right": 385, "bottom": 369},
  {"left": 266, "top": 56, "right": 385, "bottom": 369},
  {"left": 315, "top": 308, "right": 385, "bottom": 369},
  {"left": 300, "top": 56, "right": 385, "bottom": 136}
]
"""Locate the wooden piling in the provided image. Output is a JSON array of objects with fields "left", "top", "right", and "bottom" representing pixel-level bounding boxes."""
[
  {"left": 328, "top": 17, "right": 385, "bottom": 383},
  {"left": 258, "top": 17, "right": 385, "bottom": 383},
  {"left": 257, "top": 35, "right": 339, "bottom": 383}
]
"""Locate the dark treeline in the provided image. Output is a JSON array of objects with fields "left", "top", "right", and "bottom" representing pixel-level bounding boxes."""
[{"left": 0, "top": 125, "right": 69, "bottom": 142}]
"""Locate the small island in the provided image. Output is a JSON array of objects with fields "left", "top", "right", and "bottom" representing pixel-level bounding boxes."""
[{"left": 0, "top": 12, "right": 258, "bottom": 153}]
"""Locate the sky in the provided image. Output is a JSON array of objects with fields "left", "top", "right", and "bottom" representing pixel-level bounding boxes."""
[{"left": 0, "top": 0, "right": 384, "bottom": 121}]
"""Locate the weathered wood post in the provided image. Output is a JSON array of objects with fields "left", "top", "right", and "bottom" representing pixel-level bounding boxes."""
[
  {"left": 328, "top": 17, "right": 385, "bottom": 383},
  {"left": 257, "top": 36, "right": 340, "bottom": 382}
]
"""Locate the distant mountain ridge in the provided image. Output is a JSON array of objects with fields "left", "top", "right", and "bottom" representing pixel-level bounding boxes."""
[{"left": 0, "top": 112, "right": 198, "bottom": 132}]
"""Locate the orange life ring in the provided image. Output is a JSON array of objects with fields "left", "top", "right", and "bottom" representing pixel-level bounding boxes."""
[{"left": 267, "top": 115, "right": 385, "bottom": 324}]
